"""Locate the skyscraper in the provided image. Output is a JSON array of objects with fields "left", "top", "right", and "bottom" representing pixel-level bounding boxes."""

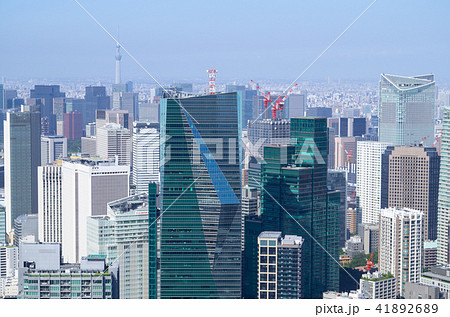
[
  {"left": 96, "top": 123, "right": 131, "bottom": 165},
  {"left": 378, "top": 74, "right": 435, "bottom": 146},
  {"left": 254, "top": 117, "right": 340, "bottom": 298},
  {"left": 378, "top": 207, "right": 423, "bottom": 297},
  {"left": 247, "top": 119, "right": 290, "bottom": 158},
  {"left": 13, "top": 214, "right": 38, "bottom": 246},
  {"left": 0, "top": 208, "right": 6, "bottom": 245},
  {"left": 84, "top": 86, "right": 110, "bottom": 125},
  {"left": 356, "top": 141, "right": 392, "bottom": 224},
  {"left": 327, "top": 170, "right": 347, "bottom": 248},
  {"left": 257, "top": 232, "right": 304, "bottom": 299},
  {"left": 29, "top": 85, "right": 65, "bottom": 135},
  {"left": 381, "top": 146, "right": 440, "bottom": 240},
  {"left": 437, "top": 107, "right": 450, "bottom": 265},
  {"left": 87, "top": 193, "right": 149, "bottom": 299},
  {"left": 4, "top": 106, "right": 41, "bottom": 233},
  {"left": 61, "top": 159, "right": 129, "bottom": 263},
  {"left": 158, "top": 92, "right": 242, "bottom": 298},
  {"left": 38, "top": 164, "right": 62, "bottom": 243},
  {"left": 132, "top": 122, "right": 160, "bottom": 193},
  {"left": 63, "top": 111, "right": 83, "bottom": 140},
  {"left": 41, "top": 135, "right": 67, "bottom": 165}
]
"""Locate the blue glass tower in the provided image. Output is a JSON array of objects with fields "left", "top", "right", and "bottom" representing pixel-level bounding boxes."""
[{"left": 158, "top": 92, "right": 242, "bottom": 298}]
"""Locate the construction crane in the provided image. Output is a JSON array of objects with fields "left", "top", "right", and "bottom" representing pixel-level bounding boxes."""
[
  {"left": 250, "top": 80, "right": 272, "bottom": 119},
  {"left": 272, "top": 83, "right": 298, "bottom": 119},
  {"left": 366, "top": 253, "right": 374, "bottom": 272}
]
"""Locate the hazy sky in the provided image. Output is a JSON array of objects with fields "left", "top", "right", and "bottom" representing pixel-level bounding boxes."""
[{"left": 0, "top": 0, "right": 449, "bottom": 83}]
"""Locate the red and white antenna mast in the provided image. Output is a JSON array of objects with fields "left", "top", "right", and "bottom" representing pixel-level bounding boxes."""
[{"left": 207, "top": 69, "right": 218, "bottom": 95}]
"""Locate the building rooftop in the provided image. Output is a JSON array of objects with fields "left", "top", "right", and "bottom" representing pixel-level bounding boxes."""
[
  {"left": 422, "top": 266, "right": 450, "bottom": 281},
  {"left": 258, "top": 231, "right": 282, "bottom": 240},
  {"left": 107, "top": 193, "right": 148, "bottom": 216}
]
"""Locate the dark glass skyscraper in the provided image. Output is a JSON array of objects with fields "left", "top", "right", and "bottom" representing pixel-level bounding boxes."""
[
  {"left": 248, "top": 117, "right": 339, "bottom": 299},
  {"left": 29, "top": 85, "right": 65, "bottom": 135},
  {"left": 158, "top": 92, "right": 242, "bottom": 298},
  {"left": 4, "top": 106, "right": 41, "bottom": 232}
]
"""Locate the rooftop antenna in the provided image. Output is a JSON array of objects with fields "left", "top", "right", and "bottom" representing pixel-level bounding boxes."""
[{"left": 115, "top": 25, "right": 122, "bottom": 84}]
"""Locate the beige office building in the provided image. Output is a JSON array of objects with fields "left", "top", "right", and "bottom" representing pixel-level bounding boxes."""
[{"left": 381, "top": 146, "right": 440, "bottom": 240}]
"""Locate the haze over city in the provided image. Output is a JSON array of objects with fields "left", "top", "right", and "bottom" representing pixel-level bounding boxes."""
[{"left": 0, "top": 0, "right": 449, "bottom": 82}]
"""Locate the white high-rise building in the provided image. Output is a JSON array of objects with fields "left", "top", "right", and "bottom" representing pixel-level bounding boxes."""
[
  {"left": 379, "top": 207, "right": 423, "bottom": 297},
  {"left": 96, "top": 123, "right": 131, "bottom": 166},
  {"left": 41, "top": 135, "right": 67, "bottom": 165},
  {"left": 356, "top": 141, "right": 392, "bottom": 224},
  {"left": 61, "top": 159, "right": 129, "bottom": 263},
  {"left": 0, "top": 246, "right": 17, "bottom": 278},
  {"left": 38, "top": 164, "right": 62, "bottom": 243},
  {"left": 87, "top": 193, "right": 149, "bottom": 299},
  {"left": 132, "top": 122, "right": 160, "bottom": 193},
  {"left": 437, "top": 108, "right": 450, "bottom": 265}
]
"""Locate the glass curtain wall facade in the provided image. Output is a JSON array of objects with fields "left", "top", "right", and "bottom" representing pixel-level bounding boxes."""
[
  {"left": 378, "top": 74, "right": 435, "bottom": 146},
  {"left": 158, "top": 92, "right": 242, "bottom": 298},
  {"left": 255, "top": 118, "right": 339, "bottom": 299}
]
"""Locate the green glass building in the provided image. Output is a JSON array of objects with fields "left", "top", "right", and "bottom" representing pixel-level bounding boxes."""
[
  {"left": 158, "top": 92, "right": 242, "bottom": 298},
  {"left": 246, "top": 117, "right": 339, "bottom": 298}
]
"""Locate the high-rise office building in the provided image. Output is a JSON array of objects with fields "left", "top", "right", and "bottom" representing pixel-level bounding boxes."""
[
  {"left": 286, "top": 92, "right": 307, "bottom": 118},
  {"left": 379, "top": 207, "right": 423, "bottom": 297},
  {"left": 225, "top": 84, "right": 257, "bottom": 125},
  {"left": 241, "top": 186, "right": 258, "bottom": 250},
  {"left": 96, "top": 123, "right": 131, "bottom": 165},
  {"left": 61, "top": 159, "right": 129, "bottom": 263},
  {"left": 359, "top": 223, "right": 379, "bottom": 254},
  {"left": 29, "top": 85, "right": 65, "bottom": 135},
  {"left": 0, "top": 208, "right": 6, "bottom": 245},
  {"left": 41, "top": 135, "right": 67, "bottom": 165},
  {"left": 424, "top": 240, "right": 438, "bottom": 270},
  {"left": 255, "top": 117, "right": 340, "bottom": 299},
  {"left": 112, "top": 92, "right": 139, "bottom": 122},
  {"left": 158, "top": 92, "right": 242, "bottom": 298},
  {"left": 86, "top": 122, "right": 96, "bottom": 137},
  {"left": 84, "top": 86, "right": 110, "bottom": 125},
  {"left": 333, "top": 136, "right": 357, "bottom": 169},
  {"left": 38, "top": 164, "right": 62, "bottom": 243},
  {"left": 81, "top": 136, "right": 97, "bottom": 157},
  {"left": 381, "top": 146, "right": 440, "bottom": 240},
  {"left": 132, "top": 122, "right": 160, "bottom": 193},
  {"left": 247, "top": 119, "right": 290, "bottom": 158},
  {"left": 63, "top": 111, "right": 83, "bottom": 140},
  {"left": 4, "top": 106, "right": 41, "bottom": 233},
  {"left": 327, "top": 170, "right": 347, "bottom": 247},
  {"left": 438, "top": 108, "right": 450, "bottom": 265},
  {"left": 53, "top": 97, "right": 65, "bottom": 124},
  {"left": 306, "top": 107, "right": 332, "bottom": 118},
  {"left": 13, "top": 214, "right": 38, "bottom": 246},
  {"left": 87, "top": 193, "right": 149, "bottom": 299},
  {"left": 0, "top": 246, "right": 17, "bottom": 278},
  {"left": 357, "top": 141, "right": 392, "bottom": 224},
  {"left": 257, "top": 232, "right": 304, "bottom": 299},
  {"left": 96, "top": 109, "right": 130, "bottom": 129},
  {"left": 379, "top": 74, "right": 435, "bottom": 146}
]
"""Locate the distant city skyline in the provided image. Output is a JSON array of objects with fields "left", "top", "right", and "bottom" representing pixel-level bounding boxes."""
[{"left": 0, "top": 1, "right": 449, "bottom": 82}]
